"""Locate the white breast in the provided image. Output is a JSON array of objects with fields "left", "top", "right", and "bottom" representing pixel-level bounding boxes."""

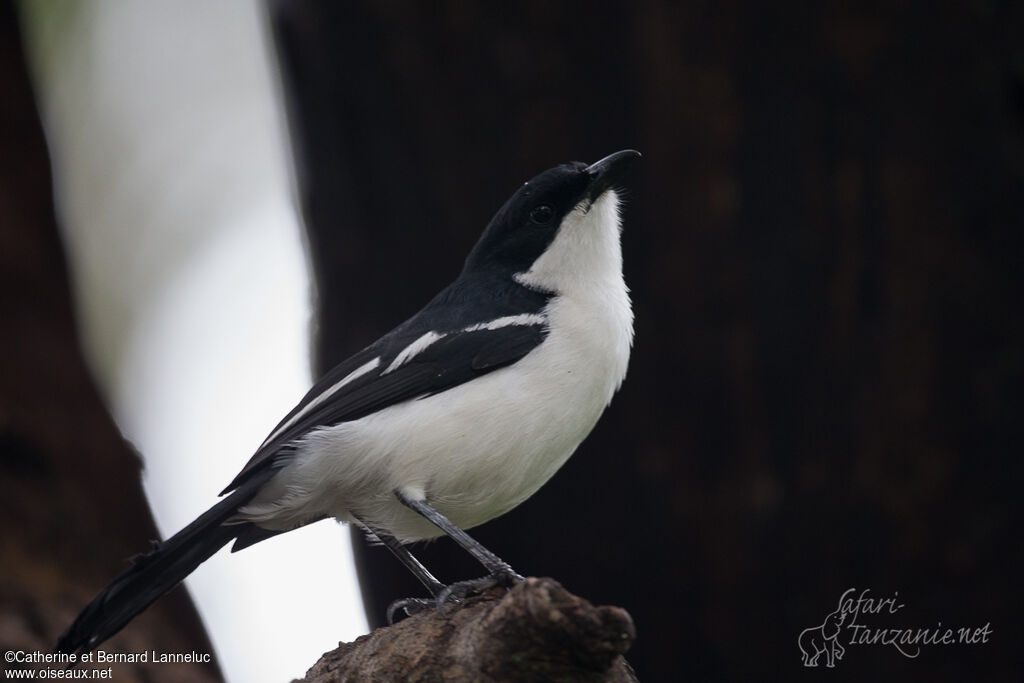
[{"left": 239, "top": 191, "right": 633, "bottom": 541}]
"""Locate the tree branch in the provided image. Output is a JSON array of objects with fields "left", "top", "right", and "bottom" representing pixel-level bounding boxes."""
[{"left": 300, "top": 578, "right": 638, "bottom": 682}]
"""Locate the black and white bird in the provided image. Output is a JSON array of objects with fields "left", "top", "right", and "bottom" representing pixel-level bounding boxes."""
[{"left": 57, "top": 149, "right": 639, "bottom": 655}]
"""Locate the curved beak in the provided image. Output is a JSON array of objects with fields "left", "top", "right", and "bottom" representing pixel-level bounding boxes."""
[{"left": 586, "top": 149, "right": 641, "bottom": 203}]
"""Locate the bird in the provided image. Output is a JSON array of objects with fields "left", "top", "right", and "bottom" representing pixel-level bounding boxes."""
[{"left": 56, "top": 149, "right": 639, "bottom": 655}]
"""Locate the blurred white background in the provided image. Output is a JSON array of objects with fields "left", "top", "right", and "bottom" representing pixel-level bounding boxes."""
[{"left": 21, "top": 1, "right": 367, "bottom": 681}]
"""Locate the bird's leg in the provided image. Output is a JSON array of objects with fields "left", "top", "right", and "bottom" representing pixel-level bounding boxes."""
[
  {"left": 353, "top": 515, "right": 451, "bottom": 623},
  {"left": 395, "top": 489, "right": 524, "bottom": 611}
]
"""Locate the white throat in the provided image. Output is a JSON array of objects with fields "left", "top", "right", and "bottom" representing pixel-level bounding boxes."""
[
  {"left": 514, "top": 191, "right": 626, "bottom": 297},
  {"left": 515, "top": 190, "right": 633, "bottom": 399}
]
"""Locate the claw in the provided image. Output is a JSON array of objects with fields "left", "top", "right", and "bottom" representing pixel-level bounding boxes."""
[
  {"left": 435, "top": 586, "right": 453, "bottom": 614},
  {"left": 433, "top": 566, "right": 524, "bottom": 612},
  {"left": 386, "top": 568, "right": 525, "bottom": 624},
  {"left": 387, "top": 593, "right": 464, "bottom": 623},
  {"left": 386, "top": 597, "right": 437, "bottom": 625}
]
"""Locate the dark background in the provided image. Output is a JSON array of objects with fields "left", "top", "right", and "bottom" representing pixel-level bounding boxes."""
[
  {"left": 271, "top": 1, "right": 1022, "bottom": 680},
  {"left": 2, "top": 1, "right": 1021, "bottom": 681}
]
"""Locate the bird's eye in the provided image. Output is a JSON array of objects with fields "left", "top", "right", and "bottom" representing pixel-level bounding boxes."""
[{"left": 529, "top": 205, "right": 554, "bottom": 225}]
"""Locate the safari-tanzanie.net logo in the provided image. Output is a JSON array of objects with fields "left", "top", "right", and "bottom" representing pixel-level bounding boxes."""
[{"left": 798, "top": 588, "right": 992, "bottom": 668}]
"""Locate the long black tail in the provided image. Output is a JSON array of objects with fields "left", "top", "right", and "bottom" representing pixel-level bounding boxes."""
[{"left": 56, "top": 470, "right": 276, "bottom": 655}]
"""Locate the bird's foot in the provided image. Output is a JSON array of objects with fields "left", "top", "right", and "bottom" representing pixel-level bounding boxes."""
[
  {"left": 386, "top": 596, "right": 454, "bottom": 624},
  {"left": 386, "top": 565, "right": 524, "bottom": 623},
  {"left": 435, "top": 564, "right": 525, "bottom": 612}
]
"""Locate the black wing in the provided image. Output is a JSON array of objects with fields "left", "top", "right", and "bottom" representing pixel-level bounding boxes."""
[{"left": 222, "top": 321, "right": 547, "bottom": 493}]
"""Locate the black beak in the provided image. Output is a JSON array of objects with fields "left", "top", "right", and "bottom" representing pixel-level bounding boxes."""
[{"left": 586, "top": 149, "right": 641, "bottom": 203}]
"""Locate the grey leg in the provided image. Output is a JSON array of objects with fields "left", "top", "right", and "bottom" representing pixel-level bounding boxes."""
[
  {"left": 394, "top": 490, "right": 524, "bottom": 608},
  {"left": 356, "top": 511, "right": 460, "bottom": 626},
  {"left": 354, "top": 515, "right": 442, "bottom": 588},
  {"left": 378, "top": 531, "right": 446, "bottom": 596},
  {"left": 353, "top": 514, "right": 451, "bottom": 622}
]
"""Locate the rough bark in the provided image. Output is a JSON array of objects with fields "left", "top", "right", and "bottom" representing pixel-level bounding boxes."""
[{"left": 299, "top": 578, "right": 637, "bottom": 683}]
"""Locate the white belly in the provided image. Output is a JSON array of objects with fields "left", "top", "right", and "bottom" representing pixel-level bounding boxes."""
[{"left": 239, "top": 291, "right": 631, "bottom": 541}]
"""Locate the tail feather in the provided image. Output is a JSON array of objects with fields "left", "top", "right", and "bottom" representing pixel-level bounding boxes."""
[{"left": 56, "top": 470, "right": 275, "bottom": 655}]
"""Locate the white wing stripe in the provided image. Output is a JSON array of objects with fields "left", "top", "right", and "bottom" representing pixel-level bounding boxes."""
[
  {"left": 262, "top": 356, "right": 381, "bottom": 445},
  {"left": 462, "top": 313, "right": 546, "bottom": 332},
  {"left": 382, "top": 331, "right": 445, "bottom": 375}
]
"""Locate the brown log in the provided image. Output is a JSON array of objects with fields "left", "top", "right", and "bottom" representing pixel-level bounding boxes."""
[{"left": 300, "top": 578, "right": 638, "bottom": 683}]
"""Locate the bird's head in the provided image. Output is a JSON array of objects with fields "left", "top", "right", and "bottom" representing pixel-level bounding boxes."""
[{"left": 463, "top": 150, "right": 640, "bottom": 295}]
